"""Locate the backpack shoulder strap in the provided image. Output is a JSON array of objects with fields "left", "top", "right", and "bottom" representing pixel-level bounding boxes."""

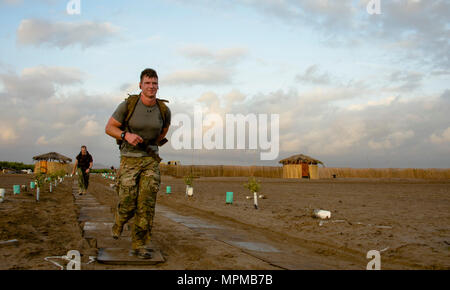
[
  {"left": 156, "top": 98, "right": 170, "bottom": 129},
  {"left": 116, "top": 94, "right": 140, "bottom": 146},
  {"left": 124, "top": 94, "right": 140, "bottom": 125}
]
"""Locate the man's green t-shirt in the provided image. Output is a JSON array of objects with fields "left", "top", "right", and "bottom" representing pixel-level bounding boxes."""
[{"left": 112, "top": 97, "right": 171, "bottom": 157}]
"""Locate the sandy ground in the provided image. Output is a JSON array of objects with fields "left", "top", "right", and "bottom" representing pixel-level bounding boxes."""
[
  {"left": 0, "top": 174, "right": 278, "bottom": 270},
  {"left": 0, "top": 174, "right": 94, "bottom": 269},
  {"left": 1, "top": 173, "right": 449, "bottom": 269}
]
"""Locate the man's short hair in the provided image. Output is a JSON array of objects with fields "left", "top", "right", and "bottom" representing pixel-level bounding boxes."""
[
  {"left": 81, "top": 145, "right": 87, "bottom": 149},
  {"left": 140, "top": 68, "right": 158, "bottom": 82}
]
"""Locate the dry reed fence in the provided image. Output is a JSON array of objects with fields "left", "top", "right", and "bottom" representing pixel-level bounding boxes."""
[
  {"left": 160, "top": 164, "right": 283, "bottom": 178},
  {"left": 319, "top": 168, "right": 450, "bottom": 179},
  {"left": 160, "top": 164, "right": 450, "bottom": 179}
]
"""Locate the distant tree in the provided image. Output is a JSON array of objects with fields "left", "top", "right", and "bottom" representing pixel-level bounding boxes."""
[{"left": 0, "top": 161, "right": 34, "bottom": 171}]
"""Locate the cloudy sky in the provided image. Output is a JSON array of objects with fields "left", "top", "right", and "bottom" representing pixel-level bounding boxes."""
[{"left": 0, "top": 0, "right": 449, "bottom": 168}]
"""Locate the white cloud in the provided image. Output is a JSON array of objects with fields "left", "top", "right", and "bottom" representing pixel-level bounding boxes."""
[
  {"left": 295, "top": 65, "right": 332, "bottom": 85},
  {"left": 223, "top": 89, "right": 246, "bottom": 110},
  {"left": 162, "top": 68, "right": 231, "bottom": 86},
  {"left": 22, "top": 66, "right": 83, "bottom": 84},
  {"left": 17, "top": 19, "right": 119, "bottom": 49},
  {"left": 36, "top": 136, "right": 49, "bottom": 145},
  {"left": 0, "top": 124, "right": 18, "bottom": 144},
  {"left": 16, "top": 117, "right": 29, "bottom": 129},
  {"left": 281, "top": 118, "right": 368, "bottom": 155},
  {"left": 80, "top": 119, "right": 102, "bottom": 137},
  {"left": 163, "top": 45, "right": 247, "bottom": 86},
  {"left": 368, "top": 130, "right": 415, "bottom": 150},
  {"left": 178, "top": 0, "right": 450, "bottom": 69},
  {"left": 197, "top": 91, "right": 221, "bottom": 111},
  {"left": 179, "top": 45, "right": 248, "bottom": 65},
  {"left": 429, "top": 127, "right": 450, "bottom": 145},
  {"left": 0, "top": 66, "right": 83, "bottom": 100},
  {"left": 51, "top": 122, "right": 67, "bottom": 130},
  {"left": 0, "top": 62, "right": 448, "bottom": 167},
  {"left": 388, "top": 71, "right": 424, "bottom": 92},
  {"left": 0, "top": 66, "right": 126, "bottom": 166},
  {"left": 347, "top": 96, "right": 398, "bottom": 111}
]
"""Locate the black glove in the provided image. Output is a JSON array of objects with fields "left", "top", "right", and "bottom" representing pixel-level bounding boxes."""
[{"left": 157, "top": 138, "right": 168, "bottom": 146}]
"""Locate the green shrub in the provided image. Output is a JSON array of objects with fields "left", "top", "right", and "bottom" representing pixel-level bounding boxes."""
[
  {"left": 91, "top": 169, "right": 114, "bottom": 174},
  {"left": 49, "top": 172, "right": 58, "bottom": 181},
  {"left": 243, "top": 177, "right": 261, "bottom": 193},
  {"left": 56, "top": 170, "right": 66, "bottom": 178},
  {"left": 184, "top": 173, "right": 194, "bottom": 187},
  {"left": 35, "top": 173, "right": 47, "bottom": 188}
]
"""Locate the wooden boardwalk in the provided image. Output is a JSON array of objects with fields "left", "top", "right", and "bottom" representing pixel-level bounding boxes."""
[{"left": 72, "top": 180, "right": 165, "bottom": 265}]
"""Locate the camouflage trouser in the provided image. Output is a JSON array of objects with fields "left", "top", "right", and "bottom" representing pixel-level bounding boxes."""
[
  {"left": 114, "top": 156, "right": 160, "bottom": 250},
  {"left": 77, "top": 168, "right": 89, "bottom": 192}
]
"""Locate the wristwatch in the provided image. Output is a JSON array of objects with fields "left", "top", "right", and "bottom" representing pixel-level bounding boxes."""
[{"left": 121, "top": 131, "right": 127, "bottom": 140}]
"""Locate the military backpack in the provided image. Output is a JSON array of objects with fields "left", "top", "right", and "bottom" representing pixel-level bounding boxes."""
[{"left": 116, "top": 94, "right": 170, "bottom": 147}]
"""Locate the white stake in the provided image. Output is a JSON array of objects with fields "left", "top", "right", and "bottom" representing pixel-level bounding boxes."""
[
  {"left": 36, "top": 187, "right": 40, "bottom": 202},
  {"left": 187, "top": 186, "right": 194, "bottom": 197},
  {"left": 253, "top": 192, "right": 258, "bottom": 209},
  {"left": 49, "top": 183, "right": 52, "bottom": 193}
]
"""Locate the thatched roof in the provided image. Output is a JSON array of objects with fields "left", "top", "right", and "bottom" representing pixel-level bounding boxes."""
[
  {"left": 279, "top": 154, "right": 324, "bottom": 166},
  {"left": 33, "top": 152, "right": 72, "bottom": 163}
]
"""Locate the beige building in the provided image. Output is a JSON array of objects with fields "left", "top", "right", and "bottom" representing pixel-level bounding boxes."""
[
  {"left": 33, "top": 152, "right": 72, "bottom": 174},
  {"left": 279, "top": 154, "right": 324, "bottom": 179}
]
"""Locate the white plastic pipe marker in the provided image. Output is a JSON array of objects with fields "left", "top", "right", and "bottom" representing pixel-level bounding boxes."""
[
  {"left": 314, "top": 209, "right": 331, "bottom": 219},
  {"left": 0, "top": 188, "right": 5, "bottom": 202}
]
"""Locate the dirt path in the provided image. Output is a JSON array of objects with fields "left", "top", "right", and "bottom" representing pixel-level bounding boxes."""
[{"left": 81, "top": 179, "right": 281, "bottom": 270}]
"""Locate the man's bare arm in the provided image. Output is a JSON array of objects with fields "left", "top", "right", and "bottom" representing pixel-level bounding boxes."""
[
  {"left": 105, "top": 116, "right": 143, "bottom": 146},
  {"left": 86, "top": 161, "right": 93, "bottom": 173},
  {"left": 72, "top": 160, "right": 78, "bottom": 175},
  {"left": 105, "top": 117, "right": 125, "bottom": 140}
]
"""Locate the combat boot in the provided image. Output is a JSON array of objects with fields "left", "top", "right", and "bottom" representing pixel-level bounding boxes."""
[
  {"left": 132, "top": 248, "right": 152, "bottom": 259},
  {"left": 112, "top": 223, "right": 124, "bottom": 239}
]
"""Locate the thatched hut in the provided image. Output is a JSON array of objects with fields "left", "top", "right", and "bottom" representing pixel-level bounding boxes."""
[
  {"left": 33, "top": 152, "right": 72, "bottom": 174},
  {"left": 279, "top": 154, "right": 324, "bottom": 179}
]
